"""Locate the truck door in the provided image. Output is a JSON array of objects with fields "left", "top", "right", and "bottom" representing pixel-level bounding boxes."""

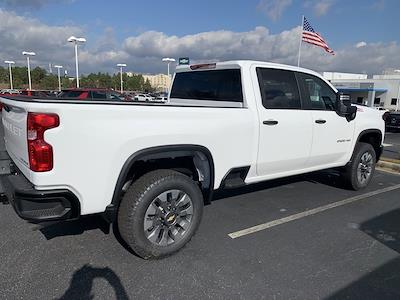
[
  {"left": 296, "top": 72, "right": 355, "bottom": 167},
  {"left": 253, "top": 67, "right": 313, "bottom": 176}
]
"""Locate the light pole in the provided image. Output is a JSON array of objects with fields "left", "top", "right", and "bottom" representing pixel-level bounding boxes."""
[
  {"left": 4, "top": 60, "right": 15, "bottom": 90},
  {"left": 68, "top": 36, "right": 86, "bottom": 88},
  {"left": 162, "top": 58, "right": 175, "bottom": 94},
  {"left": 22, "top": 51, "right": 36, "bottom": 90},
  {"left": 117, "top": 63, "right": 127, "bottom": 93},
  {"left": 54, "top": 65, "right": 63, "bottom": 91}
]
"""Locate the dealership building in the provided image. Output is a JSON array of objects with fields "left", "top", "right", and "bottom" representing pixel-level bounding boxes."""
[{"left": 323, "top": 70, "right": 400, "bottom": 111}]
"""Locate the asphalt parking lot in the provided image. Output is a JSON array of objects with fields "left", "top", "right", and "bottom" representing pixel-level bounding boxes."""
[{"left": 1, "top": 123, "right": 400, "bottom": 299}]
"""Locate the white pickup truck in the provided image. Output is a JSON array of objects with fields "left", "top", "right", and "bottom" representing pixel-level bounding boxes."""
[{"left": 0, "top": 60, "right": 384, "bottom": 259}]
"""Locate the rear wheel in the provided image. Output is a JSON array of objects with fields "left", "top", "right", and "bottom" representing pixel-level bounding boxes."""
[
  {"left": 342, "top": 142, "right": 376, "bottom": 190},
  {"left": 117, "top": 169, "right": 204, "bottom": 259}
]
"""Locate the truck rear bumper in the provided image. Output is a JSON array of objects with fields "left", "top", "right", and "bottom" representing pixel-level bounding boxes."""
[{"left": 0, "top": 171, "right": 80, "bottom": 222}]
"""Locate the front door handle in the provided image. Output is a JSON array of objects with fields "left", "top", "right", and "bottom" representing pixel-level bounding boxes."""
[
  {"left": 263, "top": 120, "right": 278, "bottom": 125},
  {"left": 315, "top": 119, "right": 327, "bottom": 124}
]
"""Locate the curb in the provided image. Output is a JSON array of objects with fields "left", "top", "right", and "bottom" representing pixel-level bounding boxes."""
[{"left": 377, "top": 160, "right": 400, "bottom": 173}]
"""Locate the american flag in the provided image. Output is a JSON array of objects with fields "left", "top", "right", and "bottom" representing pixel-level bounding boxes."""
[{"left": 302, "top": 17, "right": 334, "bottom": 55}]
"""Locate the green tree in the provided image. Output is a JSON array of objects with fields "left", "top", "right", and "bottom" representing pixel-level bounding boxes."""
[
  {"left": 41, "top": 74, "right": 58, "bottom": 90},
  {"left": 31, "top": 67, "right": 46, "bottom": 88},
  {"left": 0, "top": 67, "right": 8, "bottom": 84},
  {"left": 143, "top": 79, "right": 153, "bottom": 92}
]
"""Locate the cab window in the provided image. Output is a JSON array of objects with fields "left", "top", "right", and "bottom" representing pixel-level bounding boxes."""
[
  {"left": 297, "top": 73, "right": 336, "bottom": 110},
  {"left": 256, "top": 68, "right": 301, "bottom": 109}
]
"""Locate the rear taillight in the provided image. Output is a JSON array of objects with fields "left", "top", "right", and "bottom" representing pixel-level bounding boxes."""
[{"left": 27, "top": 113, "right": 59, "bottom": 172}]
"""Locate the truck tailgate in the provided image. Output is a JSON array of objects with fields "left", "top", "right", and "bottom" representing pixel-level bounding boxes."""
[{"left": 1, "top": 101, "right": 29, "bottom": 170}]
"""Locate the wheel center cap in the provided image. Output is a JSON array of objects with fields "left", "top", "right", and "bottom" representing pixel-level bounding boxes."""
[{"left": 165, "top": 213, "right": 177, "bottom": 225}]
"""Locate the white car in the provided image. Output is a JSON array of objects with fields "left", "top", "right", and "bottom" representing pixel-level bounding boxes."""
[
  {"left": 155, "top": 96, "right": 168, "bottom": 102},
  {"left": 0, "top": 89, "right": 20, "bottom": 95},
  {"left": 134, "top": 94, "right": 153, "bottom": 102},
  {"left": 0, "top": 60, "right": 385, "bottom": 259}
]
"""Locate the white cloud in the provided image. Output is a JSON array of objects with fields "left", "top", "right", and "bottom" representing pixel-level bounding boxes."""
[
  {"left": 0, "top": 0, "right": 71, "bottom": 8},
  {"left": 304, "top": 0, "right": 335, "bottom": 17},
  {"left": 356, "top": 41, "right": 367, "bottom": 48},
  {"left": 0, "top": 9, "right": 399, "bottom": 76},
  {"left": 0, "top": 9, "right": 83, "bottom": 70},
  {"left": 371, "top": 0, "right": 385, "bottom": 11},
  {"left": 257, "top": 0, "right": 292, "bottom": 21}
]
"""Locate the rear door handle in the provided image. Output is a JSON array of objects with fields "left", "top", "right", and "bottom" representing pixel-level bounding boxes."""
[
  {"left": 263, "top": 120, "right": 278, "bottom": 125},
  {"left": 315, "top": 119, "right": 327, "bottom": 124}
]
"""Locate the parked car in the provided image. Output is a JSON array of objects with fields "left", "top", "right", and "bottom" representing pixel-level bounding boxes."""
[
  {"left": 0, "top": 89, "right": 20, "bottom": 95},
  {"left": 155, "top": 96, "right": 168, "bottom": 102},
  {"left": 19, "top": 90, "right": 51, "bottom": 98},
  {"left": 374, "top": 107, "right": 388, "bottom": 112},
  {"left": 385, "top": 111, "right": 400, "bottom": 131},
  {"left": 134, "top": 93, "right": 153, "bottom": 102},
  {"left": 58, "top": 89, "right": 131, "bottom": 101},
  {"left": 0, "top": 60, "right": 385, "bottom": 259}
]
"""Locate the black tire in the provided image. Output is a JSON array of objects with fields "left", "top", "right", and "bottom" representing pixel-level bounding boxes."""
[
  {"left": 117, "top": 169, "right": 204, "bottom": 259},
  {"left": 342, "top": 142, "right": 376, "bottom": 190}
]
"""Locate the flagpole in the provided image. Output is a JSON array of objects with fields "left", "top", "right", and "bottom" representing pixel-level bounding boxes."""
[{"left": 297, "top": 15, "right": 304, "bottom": 67}]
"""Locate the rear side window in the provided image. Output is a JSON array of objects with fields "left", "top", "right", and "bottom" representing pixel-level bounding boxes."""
[
  {"left": 59, "top": 91, "right": 84, "bottom": 98},
  {"left": 170, "top": 69, "right": 243, "bottom": 102},
  {"left": 256, "top": 68, "right": 301, "bottom": 109},
  {"left": 91, "top": 91, "right": 107, "bottom": 99}
]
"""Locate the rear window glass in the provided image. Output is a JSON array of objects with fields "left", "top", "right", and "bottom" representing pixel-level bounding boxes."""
[{"left": 170, "top": 69, "right": 243, "bottom": 102}]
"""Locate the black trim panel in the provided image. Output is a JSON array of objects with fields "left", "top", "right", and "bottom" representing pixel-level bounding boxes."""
[
  {"left": 0, "top": 170, "right": 80, "bottom": 222},
  {"left": 220, "top": 166, "right": 250, "bottom": 189}
]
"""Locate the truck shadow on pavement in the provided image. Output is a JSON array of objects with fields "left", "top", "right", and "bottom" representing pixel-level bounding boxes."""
[
  {"left": 39, "top": 215, "right": 111, "bottom": 240},
  {"left": 57, "top": 264, "right": 129, "bottom": 300},
  {"left": 213, "top": 170, "right": 346, "bottom": 201},
  {"left": 327, "top": 208, "right": 400, "bottom": 299}
]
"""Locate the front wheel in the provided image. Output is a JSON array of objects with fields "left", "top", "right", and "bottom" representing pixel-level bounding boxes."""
[
  {"left": 342, "top": 142, "right": 376, "bottom": 190},
  {"left": 117, "top": 169, "right": 204, "bottom": 259}
]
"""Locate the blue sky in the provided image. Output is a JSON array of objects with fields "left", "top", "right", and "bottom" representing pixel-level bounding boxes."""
[
  {"left": 19, "top": 0, "right": 397, "bottom": 47},
  {"left": 0, "top": 0, "right": 398, "bottom": 74}
]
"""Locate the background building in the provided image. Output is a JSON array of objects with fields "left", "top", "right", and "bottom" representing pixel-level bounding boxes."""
[
  {"left": 323, "top": 70, "right": 400, "bottom": 111},
  {"left": 142, "top": 74, "right": 172, "bottom": 92}
]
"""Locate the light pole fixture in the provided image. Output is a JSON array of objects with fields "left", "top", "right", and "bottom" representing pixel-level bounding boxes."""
[
  {"left": 22, "top": 51, "right": 36, "bottom": 90},
  {"left": 68, "top": 36, "right": 86, "bottom": 88},
  {"left": 4, "top": 60, "right": 15, "bottom": 90},
  {"left": 162, "top": 57, "right": 176, "bottom": 78},
  {"left": 54, "top": 65, "right": 63, "bottom": 91},
  {"left": 117, "top": 63, "right": 127, "bottom": 93}
]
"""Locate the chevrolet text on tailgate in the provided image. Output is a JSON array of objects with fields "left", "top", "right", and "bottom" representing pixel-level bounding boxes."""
[{"left": 0, "top": 61, "right": 385, "bottom": 259}]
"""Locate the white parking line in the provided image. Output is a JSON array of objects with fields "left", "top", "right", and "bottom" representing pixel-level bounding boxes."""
[
  {"left": 383, "top": 143, "right": 394, "bottom": 147},
  {"left": 228, "top": 184, "right": 400, "bottom": 239}
]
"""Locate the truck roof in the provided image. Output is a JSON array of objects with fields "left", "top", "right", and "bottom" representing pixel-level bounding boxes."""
[
  {"left": 177, "top": 59, "right": 321, "bottom": 75},
  {"left": 175, "top": 60, "right": 336, "bottom": 92}
]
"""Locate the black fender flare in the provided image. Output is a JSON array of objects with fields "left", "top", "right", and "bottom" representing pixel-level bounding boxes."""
[
  {"left": 353, "top": 129, "right": 383, "bottom": 161},
  {"left": 106, "top": 145, "right": 215, "bottom": 221}
]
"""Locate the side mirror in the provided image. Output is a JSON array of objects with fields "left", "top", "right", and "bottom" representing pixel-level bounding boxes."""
[{"left": 336, "top": 93, "right": 357, "bottom": 121}]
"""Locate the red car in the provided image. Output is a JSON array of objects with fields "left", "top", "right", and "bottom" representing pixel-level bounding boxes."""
[
  {"left": 58, "top": 89, "right": 132, "bottom": 101},
  {"left": 20, "top": 90, "right": 51, "bottom": 98}
]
